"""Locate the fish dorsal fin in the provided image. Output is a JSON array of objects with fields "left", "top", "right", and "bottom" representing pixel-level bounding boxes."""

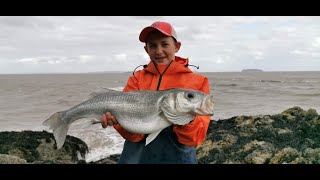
[
  {"left": 145, "top": 130, "right": 163, "bottom": 146},
  {"left": 89, "top": 88, "right": 121, "bottom": 98}
]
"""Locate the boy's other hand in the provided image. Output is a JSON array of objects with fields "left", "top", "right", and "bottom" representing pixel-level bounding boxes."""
[{"left": 101, "top": 112, "right": 118, "bottom": 128}]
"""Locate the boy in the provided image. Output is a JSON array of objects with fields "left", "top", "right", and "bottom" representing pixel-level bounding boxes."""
[{"left": 101, "top": 21, "right": 211, "bottom": 164}]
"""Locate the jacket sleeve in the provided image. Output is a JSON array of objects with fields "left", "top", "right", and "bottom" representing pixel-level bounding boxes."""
[
  {"left": 113, "top": 74, "right": 146, "bottom": 142},
  {"left": 173, "top": 77, "right": 211, "bottom": 146}
]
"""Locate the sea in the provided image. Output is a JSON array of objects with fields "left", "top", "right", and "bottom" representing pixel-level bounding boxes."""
[{"left": 0, "top": 71, "right": 319, "bottom": 162}]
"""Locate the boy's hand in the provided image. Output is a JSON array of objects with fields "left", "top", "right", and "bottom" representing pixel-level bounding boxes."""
[{"left": 101, "top": 112, "right": 118, "bottom": 128}]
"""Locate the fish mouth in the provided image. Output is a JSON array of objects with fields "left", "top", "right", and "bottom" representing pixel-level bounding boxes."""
[{"left": 196, "top": 95, "right": 214, "bottom": 116}]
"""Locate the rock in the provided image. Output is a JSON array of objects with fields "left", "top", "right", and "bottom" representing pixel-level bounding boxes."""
[
  {"left": 0, "top": 130, "right": 88, "bottom": 164},
  {"left": 90, "top": 154, "right": 121, "bottom": 164},
  {"left": 197, "top": 106, "right": 320, "bottom": 164},
  {"left": 0, "top": 154, "right": 27, "bottom": 164}
]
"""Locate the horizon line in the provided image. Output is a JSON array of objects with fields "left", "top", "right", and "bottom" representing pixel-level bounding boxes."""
[{"left": 1, "top": 70, "right": 320, "bottom": 75}]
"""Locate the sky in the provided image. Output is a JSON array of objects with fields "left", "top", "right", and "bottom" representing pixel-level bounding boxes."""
[{"left": 0, "top": 16, "right": 320, "bottom": 74}]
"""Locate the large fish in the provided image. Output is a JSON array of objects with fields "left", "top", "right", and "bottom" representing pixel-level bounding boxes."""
[{"left": 43, "top": 88, "right": 214, "bottom": 149}]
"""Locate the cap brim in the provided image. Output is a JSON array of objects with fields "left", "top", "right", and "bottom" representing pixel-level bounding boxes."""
[{"left": 139, "top": 26, "right": 172, "bottom": 42}]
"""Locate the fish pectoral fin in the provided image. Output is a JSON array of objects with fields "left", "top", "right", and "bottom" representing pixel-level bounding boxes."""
[
  {"left": 166, "top": 114, "right": 195, "bottom": 125},
  {"left": 145, "top": 130, "right": 162, "bottom": 146}
]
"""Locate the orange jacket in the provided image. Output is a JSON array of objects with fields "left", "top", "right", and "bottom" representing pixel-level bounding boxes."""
[{"left": 113, "top": 56, "right": 211, "bottom": 146}]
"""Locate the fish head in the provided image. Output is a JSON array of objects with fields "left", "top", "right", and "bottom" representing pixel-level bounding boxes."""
[{"left": 175, "top": 89, "right": 214, "bottom": 116}]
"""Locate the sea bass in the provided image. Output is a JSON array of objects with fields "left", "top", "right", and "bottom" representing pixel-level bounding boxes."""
[{"left": 43, "top": 88, "right": 214, "bottom": 149}]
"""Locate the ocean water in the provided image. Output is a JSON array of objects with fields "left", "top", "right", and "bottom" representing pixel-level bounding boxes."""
[{"left": 0, "top": 71, "right": 319, "bottom": 162}]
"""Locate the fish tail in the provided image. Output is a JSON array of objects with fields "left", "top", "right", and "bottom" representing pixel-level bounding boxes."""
[{"left": 43, "top": 111, "right": 70, "bottom": 150}]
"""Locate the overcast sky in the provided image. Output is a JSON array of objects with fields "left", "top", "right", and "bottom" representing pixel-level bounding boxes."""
[{"left": 1, "top": 16, "right": 320, "bottom": 74}]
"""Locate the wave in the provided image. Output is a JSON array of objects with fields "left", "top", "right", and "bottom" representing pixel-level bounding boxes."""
[
  {"left": 295, "top": 93, "right": 320, "bottom": 97},
  {"left": 260, "top": 80, "right": 284, "bottom": 83},
  {"left": 216, "top": 83, "right": 238, "bottom": 87}
]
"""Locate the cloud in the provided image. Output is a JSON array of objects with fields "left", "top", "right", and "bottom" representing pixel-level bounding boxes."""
[
  {"left": 17, "top": 55, "right": 97, "bottom": 65},
  {"left": 251, "top": 51, "right": 264, "bottom": 60},
  {"left": 138, "top": 52, "right": 149, "bottom": 61},
  {"left": 312, "top": 37, "right": 320, "bottom": 48},
  {"left": 216, "top": 57, "right": 224, "bottom": 64},
  {"left": 79, "top": 55, "right": 94, "bottom": 64},
  {"left": 114, "top": 53, "right": 127, "bottom": 61},
  {"left": 17, "top": 57, "right": 70, "bottom": 64},
  {"left": 0, "top": 16, "right": 55, "bottom": 29},
  {"left": 291, "top": 49, "right": 306, "bottom": 55},
  {"left": 1, "top": 16, "right": 320, "bottom": 73}
]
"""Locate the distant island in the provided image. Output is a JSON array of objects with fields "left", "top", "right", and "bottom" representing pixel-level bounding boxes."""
[{"left": 241, "top": 69, "right": 263, "bottom": 72}]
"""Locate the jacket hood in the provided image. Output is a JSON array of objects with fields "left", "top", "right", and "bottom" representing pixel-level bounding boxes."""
[{"left": 143, "top": 56, "right": 193, "bottom": 75}]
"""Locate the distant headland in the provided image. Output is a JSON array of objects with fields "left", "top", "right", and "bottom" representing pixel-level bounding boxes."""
[{"left": 241, "top": 69, "right": 263, "bottom": 72}]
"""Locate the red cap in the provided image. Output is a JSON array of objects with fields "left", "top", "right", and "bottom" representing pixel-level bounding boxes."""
[{"left": 139, "top": 21, "right": 177, "bottom": 42}]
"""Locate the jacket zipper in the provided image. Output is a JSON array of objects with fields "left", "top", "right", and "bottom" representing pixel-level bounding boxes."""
[
  {"left": 156, "top": 75, "right": 163, "bottom": 90},
  {"left": 153, "top": 60, "right": 174, "bottom": 91}
]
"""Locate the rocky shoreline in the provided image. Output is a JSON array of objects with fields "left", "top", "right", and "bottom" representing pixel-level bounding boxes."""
[
  {"left": 1, "top": 106, "right": 319, "bottom": 164},
  {"left": 197, "top": 106, "right": 320, "bottom": 164}
]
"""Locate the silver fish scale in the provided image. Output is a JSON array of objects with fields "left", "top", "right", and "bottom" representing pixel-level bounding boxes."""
[
  {"left": 64, "top": 90, "right": 166, "bottom": 127},
  {"left": 101, "top": 91, "right": 167, "bottom": 133}
]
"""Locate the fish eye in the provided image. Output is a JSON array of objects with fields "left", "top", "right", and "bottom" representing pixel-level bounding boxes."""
[{"left": 187, "top": 92, "right": 194, "bottom": 99}]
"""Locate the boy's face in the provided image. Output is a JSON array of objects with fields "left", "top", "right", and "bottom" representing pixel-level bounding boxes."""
[{"left": 144, "top": 31, "right": 181, "bottom": 65}]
